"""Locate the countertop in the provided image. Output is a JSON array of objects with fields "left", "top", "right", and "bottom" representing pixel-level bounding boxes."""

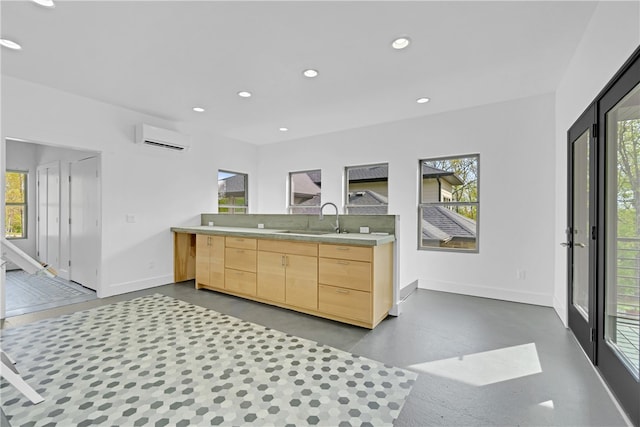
[{"left": 171, "top": 225, "right": 395, "bottom": 246}]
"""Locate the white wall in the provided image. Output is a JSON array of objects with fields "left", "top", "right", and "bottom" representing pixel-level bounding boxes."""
[
  {"left": 553, "top": 1, "right": 640, "bottom": 326},
  {"left": 257, "top": 93, "right": 557, "bottom": 306},
  {"left": 2, "top": 76, "right": 258, "bottom": 297}
]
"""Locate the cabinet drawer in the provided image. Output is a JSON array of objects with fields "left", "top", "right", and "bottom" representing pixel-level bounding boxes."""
[
  {"left": 257, "top": 239, "right": 318, "bottom": 257},
  {"left": 319, "top": 257, "right": 371, "bottom": 291},
  {"left": 225, "top": 248, "right": 257, "bottom": 272},
  {"left": 319, "top": 244, "right": 372, "bottom": 262},
  {"left": 225, "top": 268, "right": 256, "bottom": 296},
  {"left": 318, "top": 284, "right": 371, "bottom": 323},
  {"left": 226, "top": 236, "right": 257, "bottom": 250}
]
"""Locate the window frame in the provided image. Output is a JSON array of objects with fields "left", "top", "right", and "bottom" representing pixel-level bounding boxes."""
[
  {"left": 418, "top": 154, "right": 480, "bottom": 253},
  {"left": 217, "top": 169, "right": 248, "bottom": 214},
  {"left": 344, "top": 163, "right": 389, "bottom": 215},
  {"left": 5, "top": 169, "right": 28, "bottom": 240},
  {"left": 288, "top": 169, "right": 322, "bottom": 214}
]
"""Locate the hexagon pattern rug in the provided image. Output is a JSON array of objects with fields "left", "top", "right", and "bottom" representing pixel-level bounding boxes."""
[{"left": 1, "top": 294, "right": 416, "bottom": 426}]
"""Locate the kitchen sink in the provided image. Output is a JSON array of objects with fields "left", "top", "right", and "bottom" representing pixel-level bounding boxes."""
[{"left": 276, "top": 230, "right": 332, "bottom": 235}]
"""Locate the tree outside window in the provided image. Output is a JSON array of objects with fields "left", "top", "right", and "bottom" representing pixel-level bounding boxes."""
[
  {"left": 218, "top": 170, "right": 248, "bottom": 214},
  {"left": 5, "top": 170, "right": 28, "bottom": 239},
  {"left": 419, "top": 155, "right": 479, "bottom": 251}
]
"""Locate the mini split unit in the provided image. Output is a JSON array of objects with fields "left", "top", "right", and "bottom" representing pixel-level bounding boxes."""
[{"left": 135, "top": 123, "right": 190, "bottom": 151}]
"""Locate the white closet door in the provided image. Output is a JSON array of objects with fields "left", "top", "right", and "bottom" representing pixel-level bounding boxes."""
[{"left": 70, "top": 157, "right": 100, "bottom": 291}]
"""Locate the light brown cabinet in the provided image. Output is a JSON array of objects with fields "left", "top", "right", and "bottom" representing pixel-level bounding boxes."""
[
  {"left": 192, "top": 233, "right": 393, "bottom": 329},
  {"left": 257, "top": 240, "right": 318, "bottom": 310},
  {"left": 318, "top": 243, "right": 393, "bottom": 328},
  {"left": 224, "top": 237, "right": 257, "bottom": 296},
  {"left": 195, "top": 234, "right": 225, "bottom": 290}
]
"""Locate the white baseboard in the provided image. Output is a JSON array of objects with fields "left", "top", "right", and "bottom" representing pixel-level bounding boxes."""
[
  {"left": 98, "top": 274, "right": 174, "bottom": 298},
  {"left": 419, "top": 278, "right": 553, "bottom": 307},
  {"left": 553, "top": 295, "right": 568, "bottom": 327}
]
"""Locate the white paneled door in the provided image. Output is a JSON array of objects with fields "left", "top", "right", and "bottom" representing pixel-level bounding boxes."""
[
  {"left": 70, "top": 157, "right": 100, "bottom": 291},
  {"left": 36, "top": 162, "right": 60, "bottom": 271}
]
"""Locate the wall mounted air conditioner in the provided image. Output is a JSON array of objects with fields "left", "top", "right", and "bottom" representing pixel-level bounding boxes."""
[{"left": 135, "top": 123, "right": 190, "bottom": 151}]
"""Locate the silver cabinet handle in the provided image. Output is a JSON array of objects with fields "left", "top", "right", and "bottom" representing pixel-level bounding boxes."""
[
  {"left": 336, "top": 289, "right": 349, "bottom": 294},
  {"left": 337, "top": 260, "right": 349, "bottom": 265},
  {"left": 575, "top": 243, "right": 586, "bottom": 248},
  {"left": 281, "top": 255, "right": 285, "bottom": 267},
  {"left": 336, "top": 247, "right": 350, "bottom": 251},
  {"left": 560, "top": 242, "right": 570, "bottom": 247}
]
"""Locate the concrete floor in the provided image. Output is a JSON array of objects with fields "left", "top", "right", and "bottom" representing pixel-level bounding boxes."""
[{"left": 1, "top": 281, "right": 630, "bottom": 426}]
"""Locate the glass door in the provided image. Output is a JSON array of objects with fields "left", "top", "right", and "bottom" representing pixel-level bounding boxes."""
[
  {"left": 597, "top": 54, "right": 640, "bottom": 427},
  {"left": 567, "top": 105, "right": 596, "bottom": 362}
]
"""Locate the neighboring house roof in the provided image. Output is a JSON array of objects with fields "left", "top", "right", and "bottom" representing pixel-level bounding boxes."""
[
  {"left": 347, "top": 190, "right": 388, "bottom": 205},
  {"left": 218, "top": 174, "right": 246, "bottom": 195},
  {"left": 346, "top": 190, "right": 388, "bottom": 214},
  {"left": 422, "top": 164, "right": 463, "bottom": 186},
  {"left": 306, "top": 170, "right": 322, "bottom": 185},
  {"left": 348, "top": 165, "right": 388, "bottom": 182},
  {"left": 421, "top": 206, "right": 476, "bottom": 242},
  {"left": 291, "top": 172, "right": 321, "bottom": 197},
  {"left": 297, "top": 194, "right": 321, "bottom": 206}
]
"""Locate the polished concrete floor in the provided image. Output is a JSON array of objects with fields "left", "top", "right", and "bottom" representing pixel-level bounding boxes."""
[{"left": 2, "top": 281, "right": 630, "bottom": 426}]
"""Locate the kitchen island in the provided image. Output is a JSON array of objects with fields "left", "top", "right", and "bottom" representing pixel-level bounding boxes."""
[{"left": 171, "top": 220, "right": 395, "bottom": 329}]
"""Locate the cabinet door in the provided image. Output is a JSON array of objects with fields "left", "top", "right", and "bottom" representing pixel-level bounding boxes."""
[
  {"left": 319, "top": 257, "right": 371, "bottom": 291},
  {"left": 286, "top": 254, "right": 318, "bottom": 310},
  {"left": 225, "top": 269, "right": 257, "bottom": 296},
  {"left": 257, "top": 251, "right": 286, "bottom": 302},
  {"left": 209, "top": 236, "right": 225, "bottom": 289},
  {"left": 195, "top": 235, "right": 211, "bottom": 288},
  {"left": 319, "top": 284, "right": 371, "bottom": 322},
  {"left": 225, "top": 248, "right": 257, "bottom": 272}
]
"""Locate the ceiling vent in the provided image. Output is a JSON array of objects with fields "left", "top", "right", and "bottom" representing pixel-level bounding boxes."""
[{"left": 135, "top": 123, "right": 190, "bottom": 151}]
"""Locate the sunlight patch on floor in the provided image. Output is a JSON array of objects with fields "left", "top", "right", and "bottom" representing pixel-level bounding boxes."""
[
  {"left": 408, "top": 343, "right": 542, "bottom": 386},
  {"left": 538, "top": 400, "right": 555, "bottom": 409}
]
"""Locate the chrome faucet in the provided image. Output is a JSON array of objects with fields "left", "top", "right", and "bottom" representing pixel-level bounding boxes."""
[{"left": 319, "top": 202, "right": 340, "bottom": 233}]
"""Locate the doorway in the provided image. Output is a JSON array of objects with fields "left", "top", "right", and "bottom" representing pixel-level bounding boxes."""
[
  {"left": 567, "top": 49, "right": 640, "bottom": 426},
  {"left": 3, "top": 139, "right": 101, "bottom": 317}
]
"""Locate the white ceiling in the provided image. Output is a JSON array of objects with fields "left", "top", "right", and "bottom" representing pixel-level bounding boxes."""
[{"left": 1, "top": 1, "right": 599, "bottom": 145}]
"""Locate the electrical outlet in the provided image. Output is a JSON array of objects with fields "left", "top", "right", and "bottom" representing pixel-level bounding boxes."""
[
  {"left": 258, "top": 223, "right": 264, "bottom": 229},
  {"left": 126, "top": 214, "right": 136, "bottom": 223},
  {"left": 359, "top": 226, "right": 370, "bottom": 234},
  {"left": 516, "top": 269, "right": 526, "bottom": 280},
  {"left": 208, "top": 221, "right": 214, "bottom": 227}
]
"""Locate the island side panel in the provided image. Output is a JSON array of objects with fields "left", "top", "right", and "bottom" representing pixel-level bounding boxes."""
[{"left": 174, "top": 232, "right": 196, "bottom": 282}]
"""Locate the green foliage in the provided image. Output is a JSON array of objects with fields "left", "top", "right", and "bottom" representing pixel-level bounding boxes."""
[{"left": 5, "top": 172, "right": 27, "bottom": 238}]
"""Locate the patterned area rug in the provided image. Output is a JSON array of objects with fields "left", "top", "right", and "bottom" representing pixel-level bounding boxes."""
[
  {"left": 1, "top": 294, "right": 416, "bottom": 426},
  {"left": 5, "top": 270, "right": 96, "bottom": 317}
]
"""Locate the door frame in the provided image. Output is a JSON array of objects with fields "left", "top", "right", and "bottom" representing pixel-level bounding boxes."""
[
  {"left": 567, "top": 104, "right": 597, "bottom": 363},
  {"left": 595, "top": 49, "right": 640, "bottom": 427}
]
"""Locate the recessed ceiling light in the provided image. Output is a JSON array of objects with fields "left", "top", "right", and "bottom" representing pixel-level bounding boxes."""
[
  {"left": 32, "top": 0, "right": 55, "bottom": 7},
  {"left": 392, "top": 37, "right": 411, "bottom": 50},
  {"left": 237, "top": 91, "right": 252, "bottom": 98},
  {"left": 303, "top": 69, "right": 319, "bottom": 78},
  {"left": 279, "top": 127, "right": 289, "bottom": 132},
  {"left": 416, "top": 97, "right": 430, "bottom": 104},
  {"left": 0, "top": 39, "right": 22, "bottom": 50},
  {"left": 192, "top": 107, "right": 205, "bottom": 112}
]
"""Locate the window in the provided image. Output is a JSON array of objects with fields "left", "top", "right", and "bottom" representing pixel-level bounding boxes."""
[
  {"left": 5, "top": 170, "right": 28, "bottom": 239},
  {"left": 218, "top": 170, "right": 248, "bottom": 214},
  {"left": 345, "top": 163, "right": 388, "bottom": 215},
  {"left": 419, "top": 155, "right": 479, "bottom": 251},
  {"left": 289, "top": 170, "right": 321, "bottom": 214}
]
